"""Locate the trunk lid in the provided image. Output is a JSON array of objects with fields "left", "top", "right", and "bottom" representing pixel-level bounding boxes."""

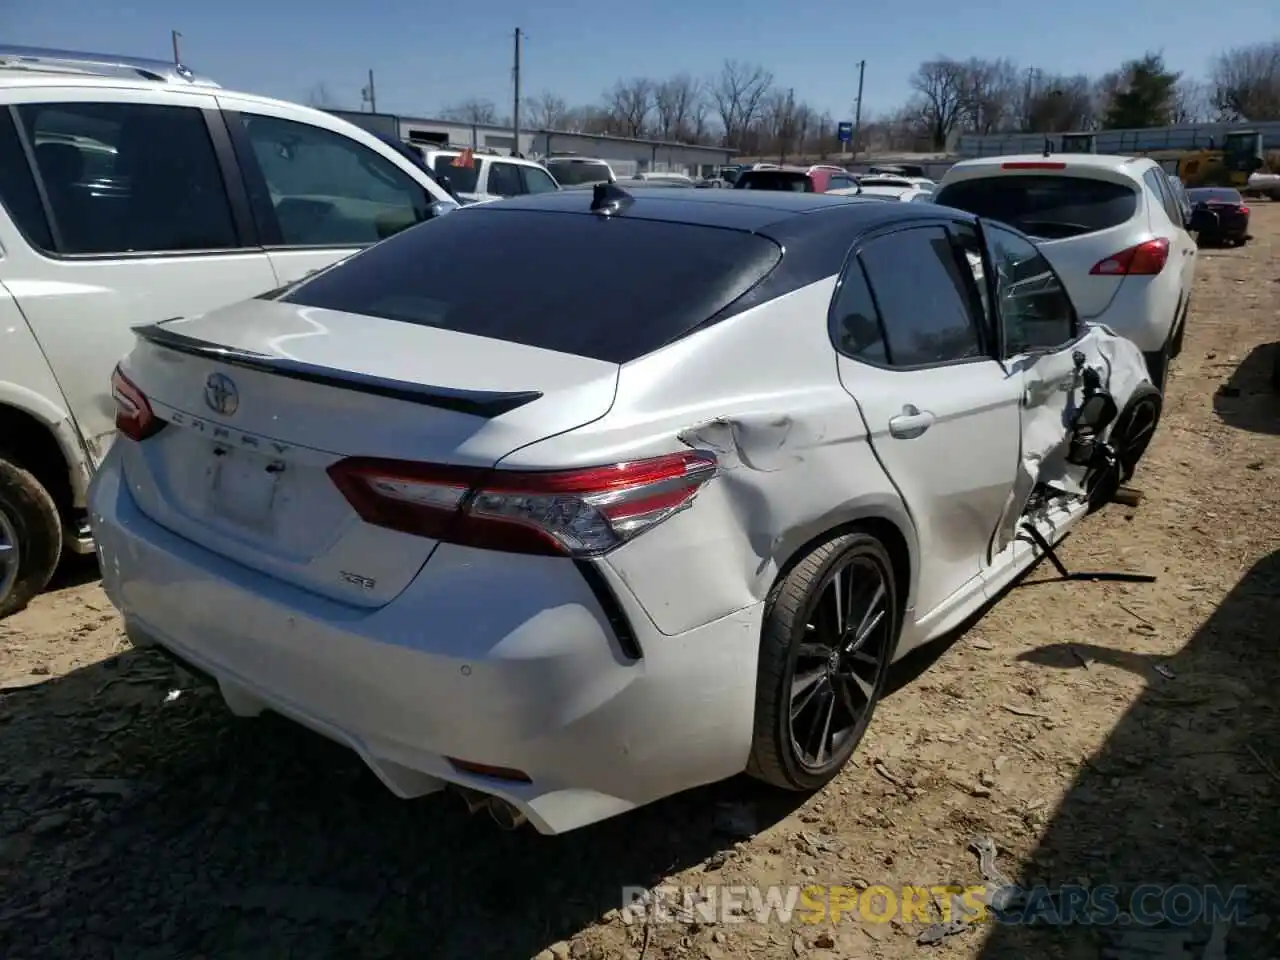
[{"left": 118, "top": 299, "right": 619, "bottom": 607}]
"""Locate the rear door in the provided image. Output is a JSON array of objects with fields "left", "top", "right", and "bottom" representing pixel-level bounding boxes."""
[
  {"left": 934, "top": 171, "right": 1141, "bottom": 320},
  {"left": 217, "top": 97, "right": 443, "bottom": 286},
  {"left": 0, "top": 87, "right": 276, "bottom": 464},
  {"left": 831, "top": 221, "right": 1021, "bottom": 619}
]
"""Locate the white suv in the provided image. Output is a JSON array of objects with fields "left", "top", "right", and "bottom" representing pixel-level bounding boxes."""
[
  {"left": 935, "top": 154, "right": 1209, "bottom": 388},
  {"left": 0, "top": 46, "right": 459, "bottom": 616},
  {"left": 421, "top": 148, "right": 560, "bottom": 203}
]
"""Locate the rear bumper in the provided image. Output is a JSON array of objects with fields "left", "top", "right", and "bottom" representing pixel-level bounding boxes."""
[{"left": 89, "top": 453, "right": 763, "bottom": 834}]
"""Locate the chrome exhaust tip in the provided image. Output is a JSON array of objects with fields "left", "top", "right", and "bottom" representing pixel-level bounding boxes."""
[
  {"left": 452, "top": 785, "right": 490, "bottom": 816},
  {"left": 486, "top": 796, "right": 528, "bottom": 831}
]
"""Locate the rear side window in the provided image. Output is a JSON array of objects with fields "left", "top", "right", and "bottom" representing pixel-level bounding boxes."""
[
  {"left": 280, "top": 209, "right": 782, "bottom": 364},
  {"left": 935, "top": 175, "right": 1137, "bottom": 239},
  {"left": 858, "top": 225, "right": 984, "bottom": 367},
  {"left": 737, "top": 172, "right": 812, "bottom": 192},
  {"left": 15, "top": 102, "right": 238, "bottom": 255},
  {"left": 546, "top": 161, "right": 612, "bottom": 186},
  {"left": 432, "top": 155, "right": 480, "bottom": 194}
]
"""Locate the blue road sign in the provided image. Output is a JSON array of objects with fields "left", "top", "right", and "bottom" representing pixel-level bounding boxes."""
[{"left": 837, "top": 122, "right": 853, "bottom": 143}]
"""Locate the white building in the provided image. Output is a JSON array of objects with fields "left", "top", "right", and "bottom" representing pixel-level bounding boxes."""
[{"left": 328, "top": 109, "right": 734, "bottom": 178}]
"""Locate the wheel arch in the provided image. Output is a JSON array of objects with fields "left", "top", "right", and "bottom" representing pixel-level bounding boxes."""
[
  {"left": 765, "top": 496, "right": 918, "bottom": 623},
  {"left": 0, "top": 391, "right": 88, "bottom": 516}
]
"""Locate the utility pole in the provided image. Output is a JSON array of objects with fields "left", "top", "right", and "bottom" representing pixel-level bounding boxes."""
[
  {"left": 852, "top": 60, "right": 866, "bottom": 160},
  {"left": 362, "top": 69, "right": 377, "bottom": 113},
  {"left": 170, "top": 30, "right": 182, "bottom": 65},
  {"left": 512, "top": 28, "right": 522, "bottom": 158}
]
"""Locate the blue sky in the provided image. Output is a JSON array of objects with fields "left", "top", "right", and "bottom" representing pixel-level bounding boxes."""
[{"left": 5, "top": 0, "right": 1269, "bottom": 123}]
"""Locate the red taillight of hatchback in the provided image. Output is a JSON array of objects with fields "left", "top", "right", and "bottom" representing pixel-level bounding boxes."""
[
  {"left": 1089, "top": 237, "right": 1170, "bottom": 277},
  {"left": 327, "top": 451, "right": 719, "bottom": 557},
  {"left": 111, "top": 365, "right": 164, "bottom": 442}
]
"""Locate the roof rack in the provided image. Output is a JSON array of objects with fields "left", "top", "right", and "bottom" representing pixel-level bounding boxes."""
[{"left": 0, "top": 44, "right": 219, "bottom": 87}]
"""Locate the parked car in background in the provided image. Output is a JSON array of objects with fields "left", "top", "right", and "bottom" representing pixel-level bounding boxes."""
[
  {"left": 859, "top": 173, "right": 936, "bottom": 192},
  {"left": 935, "top": 154, "right": 1216, "bottom": 390},
  {"left": 735, "top": 166, "right": 861, "bottom": 193},
  {"left": 91, "top": 186, "right": 1156, "bottom": 836},
  {"left": 632, "top": 171, "right": 694, "bottom": 185},
  {"left": 420, "top": 148, "right": 559, "bottom": 203},
  {"left": 543, "top": 155, "right": 616, "bottom": 187},
  {"left": 0, "top": 45, "right": 460, "bottom": 616},
  {"left": 836, "top": 184, "right": 933, "bottom": 203},
  {"left": 1186, "top": 187, "right": 1251, "bottom": 247}
]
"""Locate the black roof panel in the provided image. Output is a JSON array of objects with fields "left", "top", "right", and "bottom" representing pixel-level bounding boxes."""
[{"left": 470, "top": 186, "right": 918, "bottom": 232}]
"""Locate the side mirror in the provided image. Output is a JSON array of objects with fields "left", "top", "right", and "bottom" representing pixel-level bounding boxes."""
[{"left": 426, "top": 199, "right": 459, "bottom": 220}]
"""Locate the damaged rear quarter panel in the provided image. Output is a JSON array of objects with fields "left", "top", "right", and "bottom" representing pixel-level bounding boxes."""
[{"left": 495, "top": 281, "right": 918, "bottom": 638}]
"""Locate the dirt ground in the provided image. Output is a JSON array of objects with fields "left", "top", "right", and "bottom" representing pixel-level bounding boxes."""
[{"left": 2, "top": 207, "right": 1278, "bottom": 960}]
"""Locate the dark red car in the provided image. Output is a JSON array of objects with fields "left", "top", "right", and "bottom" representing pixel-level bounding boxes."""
[{"left": 1187, "top": 187, "right": 1251, "bottom": 247}]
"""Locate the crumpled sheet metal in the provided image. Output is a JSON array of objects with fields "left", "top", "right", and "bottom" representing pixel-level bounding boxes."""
[{"left": 1015, "top": 322, "right": 1150, "bottom": 500}]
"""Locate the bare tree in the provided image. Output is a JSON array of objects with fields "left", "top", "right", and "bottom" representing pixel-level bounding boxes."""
[
  {"left": 525, "top": 91, "right": 569, "bottom": 130},
  {"left": 605, "top": 78, "right": 653, "bottom": 138},
  {"left": 653, "top": 73, "right": 702, "bottom": 141},
  {"left": 441, "top": 99, "right": 499, "bottom": 125},
  {"left": 1019, "top": 72, "right": 1096, "bottom": 132},
  {"left": 709, "top": 59, "right": 774, "bottom": 148},
  {"left": 1210, "top": 41, "right": 1280, "bottom": 121},
  {"left": 306, "top": 82, "right": 339, "bottom": 109},
  {"left": 959, "top": 58, "right": 1020, "bottom": 134},
  {"left": 909, "top": 59, "right": 969, "bottom": 149},
  {"left": 813, "top": 110, "right": 834, "bottom": 159},
  {"left": 1172, "top": 78, "right": 1211, "bottom": 124}
]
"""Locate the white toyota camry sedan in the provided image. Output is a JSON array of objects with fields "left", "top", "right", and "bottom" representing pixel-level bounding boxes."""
[{"left": 90, "top": 186, "right": 1158, "bottom": 834}]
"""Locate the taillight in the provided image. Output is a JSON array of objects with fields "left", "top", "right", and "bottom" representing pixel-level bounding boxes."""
[
  {"left": 327, "top": 451, "right": 719, "bottom": 557},
  {"left": 1089, "top": 238, "right": 1169, "bottom": 277},
  {"left": 111, "top": 365, "right": 164, "bottom": 442},
  {"left": 1238, "top": 205, "right": 1250, "bottom": 215}
]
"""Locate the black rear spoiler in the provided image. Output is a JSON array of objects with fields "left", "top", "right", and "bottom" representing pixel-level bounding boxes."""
[{"left": 132, "top": 322, "right": 542, "bottom": 418}]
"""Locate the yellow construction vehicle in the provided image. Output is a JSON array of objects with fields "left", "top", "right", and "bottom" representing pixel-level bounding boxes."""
[{"left": 1050, "top": 128, "right": 1270, "bottom": 186}]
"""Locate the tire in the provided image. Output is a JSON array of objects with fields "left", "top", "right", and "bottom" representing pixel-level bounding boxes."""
[
  {"left": 1086, "top": 384, "right": 1163, "bottom": 511},
  {"left": 747, "top": 531, "right": 898, "bottom": 792},
  {"left": 0, "top": 454, "right": 64, "bottom": 619},
  {"left": 1144, "top": 345, "right": 1170, "bottom": 396},
  {"left": 1170, "top": 310, "right": 1186, "bottom": 359}
]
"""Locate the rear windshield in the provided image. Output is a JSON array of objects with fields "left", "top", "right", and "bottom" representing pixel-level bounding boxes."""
[
  {"left": 546, "top": 161, "right": 612, "bottom": 186},
  {"left": 735, "top": 171, "right": 812, "bottom": 192},
  {"left": 1188, "top": 188, "right": 1242, "bottom": 204},
  {"left": 431, "top": 155, "right": 480, "bottom": 193},
  {"left": 279, "top": 208, "right": 782, "bottom": 364},
  {"left": 935, "top": 174, "right": 1137, "bottom": 239}
]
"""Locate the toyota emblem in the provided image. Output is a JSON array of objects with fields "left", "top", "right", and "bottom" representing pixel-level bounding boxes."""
[{"left": 204, "top": 372, "right": 239, "bottom": 417}]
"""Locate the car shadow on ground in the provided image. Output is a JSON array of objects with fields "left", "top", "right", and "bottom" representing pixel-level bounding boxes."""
[
  {"left": 1212, "top": 342, "right": 1280, "bottom": 436},
  {"left": 0, "top": 644, "right": 808, "bottom": 958},
  {"left": 969, "top": 548, "right": 1280, "bottom": 958}
]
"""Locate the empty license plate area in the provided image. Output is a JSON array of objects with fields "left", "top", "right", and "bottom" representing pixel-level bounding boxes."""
[{"left": 209, "top": 446, "right": 285, "bottom": 529}]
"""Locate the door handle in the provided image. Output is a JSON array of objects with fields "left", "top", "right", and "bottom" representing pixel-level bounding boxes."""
[{"left": 888, "top": 404, "right": 935, "bottom": 440}]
